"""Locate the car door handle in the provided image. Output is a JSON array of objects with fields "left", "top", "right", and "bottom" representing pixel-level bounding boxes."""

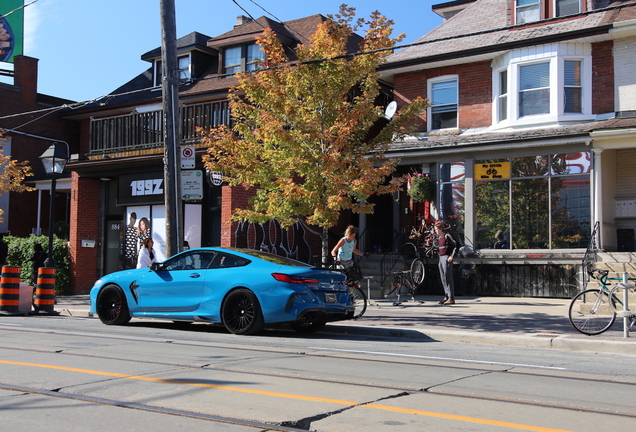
[{"left": 189, "top": 273, "right": 201, "bottom": 278}]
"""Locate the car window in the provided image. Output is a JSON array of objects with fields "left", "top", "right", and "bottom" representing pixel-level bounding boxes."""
[
  {"left": 163, "top": 251, "right": 217, "bottom": 271},
  {"left": 230, "top": 248, "right": 311, "bottom": 267},
  {"left": 210, "top": 252, "right": 251, "bottom": 269}
]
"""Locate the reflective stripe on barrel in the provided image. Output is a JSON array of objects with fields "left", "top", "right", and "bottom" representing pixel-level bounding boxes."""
[
  {"left": 34, "top": 267, "right": 56, "bottom": 312},
  {"left": 0, "top": 266, "right": 21, "bottom": 312}
]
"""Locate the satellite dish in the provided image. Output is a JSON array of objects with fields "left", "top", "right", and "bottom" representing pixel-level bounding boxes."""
[{"left": 384, "top": 101, "right": 397, "bottom": 120}]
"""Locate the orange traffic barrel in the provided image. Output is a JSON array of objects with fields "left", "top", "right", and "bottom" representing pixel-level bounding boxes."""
[
  {"left": 33, "top": 267, "right": 58, "bottom": 315},
  {"left": 0, "top": 266, "right": 21, "bottom": 315}
]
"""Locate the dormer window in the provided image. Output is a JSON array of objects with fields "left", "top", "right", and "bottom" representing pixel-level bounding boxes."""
[
  {"left": 556, "top": 0, "right": 581, "bottom": 17},
  {"left": 154, "top": 54, "right": 191, "bottom": 86},
  {"left": 224, "top": 43, "right": 263, "bottom": 74},
  {"left": 516, "top": 0, "right": 541, "bottom": 24}
]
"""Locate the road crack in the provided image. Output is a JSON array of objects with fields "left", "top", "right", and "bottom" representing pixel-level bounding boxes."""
[{"left": 279, "top": 391, "right": 411, "bottom": 430}]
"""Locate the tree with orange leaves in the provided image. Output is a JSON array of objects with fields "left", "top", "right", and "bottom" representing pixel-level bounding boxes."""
[
  {"left": 201, "top": 5, "right": 427, "bottom": 260},
  {"left": 0, "top": 132, "right": 34, "bottom": 223}
]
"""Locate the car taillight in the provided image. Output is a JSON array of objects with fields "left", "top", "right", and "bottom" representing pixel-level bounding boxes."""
[{"left": 272, "top": 273, "right": 319, "bottom": 284}]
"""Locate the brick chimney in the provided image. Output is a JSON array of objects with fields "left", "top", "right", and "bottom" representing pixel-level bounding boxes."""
[
  {"left": 13, "top": 55, "right": 38, "bottom": 107},
  {"left": 235, "top": 15, "right": 252, "bottom": 27}
]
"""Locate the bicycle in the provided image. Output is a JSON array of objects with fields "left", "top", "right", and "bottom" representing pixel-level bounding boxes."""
[
  {"left": 401, "top": 223, "right": 439, "bottom": 285},
  {"left": 568, "top": 269, "right": 636, "bottom": 335},
  {"left": 330, "top": 260, "right": 367, "bottom": 319},
  {"left": 384, "top": 270, "right": 424, "bottom": 306}
]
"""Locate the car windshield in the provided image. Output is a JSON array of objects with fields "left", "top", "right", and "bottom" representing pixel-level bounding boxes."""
[{"left": 232, "top": 249, "right": 311, "bottom": 267}]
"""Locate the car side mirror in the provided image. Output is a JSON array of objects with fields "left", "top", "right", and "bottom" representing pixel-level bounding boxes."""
[{"left": 150, "top": 262, "right": 165, "bottom": 272}]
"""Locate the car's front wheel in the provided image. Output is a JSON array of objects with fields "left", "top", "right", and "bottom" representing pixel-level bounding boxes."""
[
  {"left": 96, "top": 285, "right": 131, "bottom": 325},
  {"left": 221, "top": 288, "right": 264, "bottom": 335}
]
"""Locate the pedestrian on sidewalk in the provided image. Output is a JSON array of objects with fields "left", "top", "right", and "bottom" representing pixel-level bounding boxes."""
[
  {"left": 137, "top": 238, "right": 158, "bottom": 269},
  {"left": 331, "top": 225, "right": 364, "bottom": 269},
  {"left": 434, "top": 221, "right": 456, "bottom": 305}
]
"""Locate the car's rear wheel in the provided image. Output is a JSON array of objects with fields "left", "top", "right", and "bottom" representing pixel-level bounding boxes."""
[
  {"left": 290, "top": 321, "right": 326, "bottom": 333},
  {"left": 96, "top": 285, "right": 131, "bottom": 325},
  {"left": 221, "top": 288, "right": 264, "bottom": 335}
]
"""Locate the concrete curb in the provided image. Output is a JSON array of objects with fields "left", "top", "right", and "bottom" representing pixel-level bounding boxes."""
[{"left": 52, "top": 307, "right": 636, "bottom": 356}]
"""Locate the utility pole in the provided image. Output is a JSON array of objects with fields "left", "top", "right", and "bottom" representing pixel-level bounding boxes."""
[{"left": 160, "top": 0, "right": 182, "bottom": 257}]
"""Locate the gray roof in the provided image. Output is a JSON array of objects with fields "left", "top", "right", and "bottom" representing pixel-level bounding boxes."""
[{"left": 384, "top": 0, "right": 636, "bottom": 69}]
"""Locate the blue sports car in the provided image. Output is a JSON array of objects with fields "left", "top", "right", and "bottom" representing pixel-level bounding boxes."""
[{"left": 90, "top": 247, "right": 353, "bottom": 335}]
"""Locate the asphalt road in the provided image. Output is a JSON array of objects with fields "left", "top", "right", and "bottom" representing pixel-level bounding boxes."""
[{"left": 1, "top": 314, "right": 634, "bottom": 431}]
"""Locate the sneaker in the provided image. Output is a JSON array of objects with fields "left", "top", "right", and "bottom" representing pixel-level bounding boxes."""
[{"left": 443, "top": 298, "right": 455, "bottom": 305}]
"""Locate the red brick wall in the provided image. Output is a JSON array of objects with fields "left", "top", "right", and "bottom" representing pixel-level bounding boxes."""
[
  {"left": 393, "top": 61, "right": 492, "bottom": 132},
  {"left": 592, "top": 41, "right": 614, "bottom": 115},
  {"left": 69, "top": 173, "right": 100, "bottom": 294}
]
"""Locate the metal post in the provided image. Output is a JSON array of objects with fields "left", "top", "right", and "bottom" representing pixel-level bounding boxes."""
[
  {"left": 623, "top": 272, "right": 630, "bottom": 338},
  {"left": 43, "top": 176, "right": 56, "bottom": 268}
]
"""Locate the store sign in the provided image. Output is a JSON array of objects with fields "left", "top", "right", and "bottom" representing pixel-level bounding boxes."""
[
  {"left": 118, "top": 172, "right": 165, "bottom": 205},
  {"left": 181, "top": 170, "right": 203, "bottom": 201},
  {"left": 475, "top": 162, "right": 511, "bottom": 180}
]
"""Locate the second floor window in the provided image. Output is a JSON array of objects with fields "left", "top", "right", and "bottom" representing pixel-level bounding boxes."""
[
  {"left": 564, "top": 60, "right": 582, "bottom": 113},
  {"left": 498, "top": 70, "right": 508, "bottom": 122},
  {"left": 516, "top": 0, "right": 541, "bottom": 24},
  {"left": 429, "top": 78, "right": 458, "bottom": 130},
  {"left": 519, "top": 62, "right": 550, "bottom": 117},
  {"left": 224, "top": 43, "right": 263, "bottom": 74}
]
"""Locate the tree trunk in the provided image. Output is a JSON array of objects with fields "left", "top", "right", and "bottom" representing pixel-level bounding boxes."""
[{"left": 322, "top": 227, "right": 329, "bottom": 268}]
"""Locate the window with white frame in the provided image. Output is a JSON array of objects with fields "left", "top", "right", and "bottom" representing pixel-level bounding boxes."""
[
  {"left": 493, "top": 45, "right": 591, "bottom": 126},
  {"left": 516, "top": 0, "right": 541, "bottom": 24},
  {"left": 555, "top": 0, "right": 580, "bottom": 17},
  {"left": 154, "top": 55, "right": 191, "bottom": 86},
  {"left": 564, "top": 60, "right": 582, "bottom": 113},
  {"left": 498, "top": 70, "right": 508, "bottom": 122},
  {"left": 519, "top": 61, "right": 550, "bottom": 117},
  {"left": 429, "top": 77, "right": 458, "bottom": 131},
  {"left": 224, "top": 43, "right": 263, "bottom": 74}
]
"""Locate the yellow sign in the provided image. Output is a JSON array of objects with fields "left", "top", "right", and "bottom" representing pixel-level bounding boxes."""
[{"left": 475, "top": 162, "right": 510, "bottom": 180}]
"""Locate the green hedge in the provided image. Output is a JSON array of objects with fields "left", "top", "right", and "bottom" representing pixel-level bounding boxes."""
[{"left": 3, "top": 234, "right": 71, "bottom": 296}]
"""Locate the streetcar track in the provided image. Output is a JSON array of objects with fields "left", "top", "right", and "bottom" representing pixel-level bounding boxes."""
[
  {"left": 2, "top": 338, "right": 636, "bottom": 421},
  {"left": 0, "top": 383, "right": 306, "bottom": 432}
]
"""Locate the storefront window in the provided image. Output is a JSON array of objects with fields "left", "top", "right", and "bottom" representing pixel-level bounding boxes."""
[
  {"left": 439, "top": 162, "right": 465, "bottom": 244},
  {"left": 475, "top": 152, "right": 590, "bottom": 250}
]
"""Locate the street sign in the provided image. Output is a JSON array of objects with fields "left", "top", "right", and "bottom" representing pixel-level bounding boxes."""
[
  {"left": 180, "top": 146, "right": 196, "bottom": 169},
  {"left": 180, "top": 170, "right": 203, "bottom": 200}
]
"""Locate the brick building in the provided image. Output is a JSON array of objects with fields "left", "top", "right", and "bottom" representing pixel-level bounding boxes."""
[
  {"left": 0, "top": 56, "right": 78, "bottom": 240},
  {"left": 63, "top": 14, "right": 364, "bottom": 293},
  {"left": 374, "top": 0, "right": 636, "bottom": 297}
]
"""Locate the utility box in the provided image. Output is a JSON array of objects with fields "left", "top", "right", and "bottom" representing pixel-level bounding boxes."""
[
  {"left": 18, "top": 283, "right": 33, "bottom": 313},
  {"left": 617, "top": 229, "right": 635, "bottom": 252}
]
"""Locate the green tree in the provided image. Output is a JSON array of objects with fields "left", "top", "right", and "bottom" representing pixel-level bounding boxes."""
[{"left": 201, "top": 5, "right": 426, "bottom": 260}]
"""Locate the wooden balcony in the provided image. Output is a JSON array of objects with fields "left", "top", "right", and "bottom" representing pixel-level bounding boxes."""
[{"left": 89, "top": 100, "right": 230, "bottom": 155}]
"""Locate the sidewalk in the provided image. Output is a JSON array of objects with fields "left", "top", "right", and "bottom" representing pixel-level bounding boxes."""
[{"left": 53, "top": 294, "right": 636, "bottom": 355}]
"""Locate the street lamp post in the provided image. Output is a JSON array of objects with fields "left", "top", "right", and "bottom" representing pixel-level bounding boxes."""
[{"left": 39, "top": 143, "right": 69, "bottom": 268}]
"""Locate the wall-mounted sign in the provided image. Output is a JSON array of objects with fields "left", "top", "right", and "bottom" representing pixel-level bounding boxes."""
[
  {"left": 206, "top": 170, "right": 224, "bottom": 187},
  {"left": 118, "top": 172, "right": 165, "bottom": 205},
  {"left": 181, "top": 170, "right": 203, "bottom": 201},
  {"left": 180, "top": 146, "right": 196, "bottom": 169},
  {"left": 475, "top": 162, "right": 511, "bottom": 180}
]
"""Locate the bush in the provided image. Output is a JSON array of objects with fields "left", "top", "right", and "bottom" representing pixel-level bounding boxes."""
[{"left": 3, "top": 234, "right": 71, "bottom": 296}]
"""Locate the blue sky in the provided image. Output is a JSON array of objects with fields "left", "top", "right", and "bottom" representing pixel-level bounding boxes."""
[{"left": 4, "top": 0, "right": 443, "bottom": 102}]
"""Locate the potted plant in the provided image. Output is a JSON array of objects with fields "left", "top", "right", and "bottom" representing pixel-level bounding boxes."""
[{"left": 408, "top": 173, "right": 434, "bottom": 202}]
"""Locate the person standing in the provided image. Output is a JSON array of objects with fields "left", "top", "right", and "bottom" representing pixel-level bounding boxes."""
[
  {"left": 136, "top": 238, "right": 158, "bottom": 269},
  {"left": 434, "top": 221, "right": 456, "bottom": 305},
  {"left": 331, "top": 225, "right": 363, "bottom": 269}
]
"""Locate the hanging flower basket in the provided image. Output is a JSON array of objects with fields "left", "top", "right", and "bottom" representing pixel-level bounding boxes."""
[{"left": 408, "top": 173, "right": 434, "bottom": 202}]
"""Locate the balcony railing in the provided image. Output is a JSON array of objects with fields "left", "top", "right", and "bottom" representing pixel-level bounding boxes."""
[{"left": 89, "top": 100, "right": 230, "bottom": 154}]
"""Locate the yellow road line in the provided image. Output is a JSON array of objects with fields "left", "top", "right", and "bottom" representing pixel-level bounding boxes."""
[{"left": 0, "top": 359, "right": 573, "bottom": 432}]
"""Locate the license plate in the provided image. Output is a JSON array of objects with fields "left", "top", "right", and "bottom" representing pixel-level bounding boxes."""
[{"left": 325, "top": 292, "right": 337, "bottom": 303}]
